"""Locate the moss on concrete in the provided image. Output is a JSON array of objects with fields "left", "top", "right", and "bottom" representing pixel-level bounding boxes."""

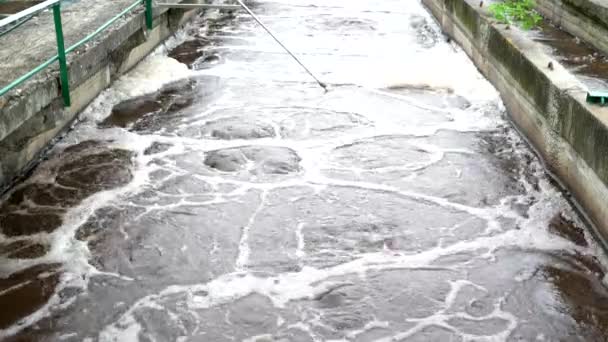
[
  {"left": 445, "top": 0, "right": 480, "bottom": 39},
  {"left": 487, "top": 28, "right": 551, "bottom": 114},
  {"left": 565, "top": 100, "right": 608, "bottom": 182}
]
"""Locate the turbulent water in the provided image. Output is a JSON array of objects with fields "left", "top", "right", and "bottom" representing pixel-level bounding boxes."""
[{"left": 1, "top": 0, "right": 608, "bottom": 341}]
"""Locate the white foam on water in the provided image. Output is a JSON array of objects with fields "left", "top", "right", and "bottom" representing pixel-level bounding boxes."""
[
  {"left": 235, "top": 191, "right": 268, "bottom": 270},
  {"left": 295, "top": 222, "right": 306, "bottom": 260},
  {"left": 0, "top": 120, "right": 190, "bottom": 338},
  {"left": 88, "top": 1, "right": 608, "bottom": 339},
  {"left": 75, "top": 55, "right": 192, "bottom": 125},
  {"left": 114, "top": 56, "right": 191, "bottom": 98},
  {"left": 351, "top": 47, "right": 496, "bottom": 99},
  {"left": 97, "top": 220, "right": 575, "bottom": 341},
  {"left": 1, "top": 0, "right": 606, "bottom": 340}
]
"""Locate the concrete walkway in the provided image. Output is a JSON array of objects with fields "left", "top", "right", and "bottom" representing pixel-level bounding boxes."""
[{"left": 0, "top": 0, "right": 140, "bottom": 91}]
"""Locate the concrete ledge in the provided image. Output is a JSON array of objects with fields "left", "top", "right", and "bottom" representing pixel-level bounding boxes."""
[
  {"left": 536, "top": 0, "right": 608, "bottom": 57},
  {"left": 0, "top": 4, "right": 200, "bottom": 192},
  {"left": 423, "top": 0, "right": 608, "bottom": 237}
]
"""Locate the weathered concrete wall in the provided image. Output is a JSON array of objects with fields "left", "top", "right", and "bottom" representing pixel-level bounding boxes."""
[
  {"left": 535, "top": 0, "right": 608, "bottom": 57},
  {"left": 423, "top": 0, "right": 608, "bottom": 239},
  {"left": 0, "top": 5, "right": 200, "bottom": 193}
]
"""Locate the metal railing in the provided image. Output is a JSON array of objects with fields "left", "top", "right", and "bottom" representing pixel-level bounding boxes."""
[{"left": 0, "top": 0, "right": 155, "bottom": 107}]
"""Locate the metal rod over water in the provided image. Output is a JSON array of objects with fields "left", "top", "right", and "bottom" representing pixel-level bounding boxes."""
[{"left": 234, "top": 0, "right": 328, "bottom": 91}]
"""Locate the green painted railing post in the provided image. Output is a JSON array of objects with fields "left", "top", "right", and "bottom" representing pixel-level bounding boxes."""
[
  {"left": 52, "top": 3, "right": 71, "bottom": 107},
  {"left": 145, "top": 0, "right": 153, "bottom": 30},
  {"left": 0, "top": 0, "right": 143, "bottom": 103}
]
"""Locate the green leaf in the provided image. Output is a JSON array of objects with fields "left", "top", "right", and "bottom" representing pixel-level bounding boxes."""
[{"left": 488, "top": 0, "right": 541, "bottom": 29}]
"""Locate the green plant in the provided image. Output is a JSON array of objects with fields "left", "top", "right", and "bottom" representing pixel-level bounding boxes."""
[{"left": 488, "top": 0, "right": 543, "bottom": 30}]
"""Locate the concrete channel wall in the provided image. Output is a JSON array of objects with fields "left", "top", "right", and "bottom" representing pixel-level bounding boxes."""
[
  {"left": 535, "top": 0, "right": 608, "bottom": 57},
  {"left": 422, "top": 0, "right": 608, "bottom": 238},
  {"left": 0, "top": 4, "right": 201, "bottom": 193}
]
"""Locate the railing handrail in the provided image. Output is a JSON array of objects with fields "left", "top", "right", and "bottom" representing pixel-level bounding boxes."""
[
  {"left": 0, "top": 0, "right": 59, "bottom": 29},
  {"left": 0, "top": 0, "right": 154, "bottom": 107}
]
